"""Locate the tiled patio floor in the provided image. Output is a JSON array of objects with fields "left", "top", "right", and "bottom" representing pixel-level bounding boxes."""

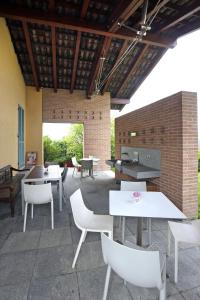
[{"left": 0, "top": 168, "right": 199, "bottom": 299}]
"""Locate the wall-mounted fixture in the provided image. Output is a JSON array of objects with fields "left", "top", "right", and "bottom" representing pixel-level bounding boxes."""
[{"left": 129, "top": 131, "right": 137, "bottom": 137}]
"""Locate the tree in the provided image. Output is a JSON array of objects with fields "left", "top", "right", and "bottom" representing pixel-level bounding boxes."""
[
  {"left": 64, "top": 124, "right": 83, "bottom": 160},
  {"left": 111, "top": 118, "right": 115, "bottom": 159},
  {"left": 43, "top": 124, "right": 83, "bottom": 165}
]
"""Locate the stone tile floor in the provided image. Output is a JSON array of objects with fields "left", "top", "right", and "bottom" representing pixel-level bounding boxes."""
[{"left": 0, "top": 168, "right": 199, "bottom": 299}]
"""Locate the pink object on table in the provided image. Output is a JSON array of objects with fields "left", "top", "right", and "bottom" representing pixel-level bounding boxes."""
[{"left": 133, "top": 191, "right": 141, "bottom": 198}]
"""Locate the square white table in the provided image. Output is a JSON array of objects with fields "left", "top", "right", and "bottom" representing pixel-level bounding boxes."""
[
  {"left": 109, "top": 191, "right": 186, "bottom": 246},
  {"left": 21, "top": 165, "right": 62, "bottom": 214}
]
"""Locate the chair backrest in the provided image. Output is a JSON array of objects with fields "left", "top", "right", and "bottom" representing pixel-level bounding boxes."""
[
  {"left": 81, "top": 159, "right": 93, "bottom": 170},
  {"left": 101, "top": 233, "right": 162, "bottom": 289},
  {"left": 70, "top": 189, "right": 93, "bottom": 230},
  {"left": 121, "top": 181, "right": 147, "bottom": 191},
  {"left": 72, "top": 156, "right": 79, "bottom": 167},
  {"left": 61, "top": 167, "right": 68, "bottom": 183},
  {"left": 24, "top": 183, "right": 53, "bottom": 204}
]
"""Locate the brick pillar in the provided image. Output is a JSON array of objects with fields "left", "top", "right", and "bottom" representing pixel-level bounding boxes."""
[{"left": 42, "top": 89, "right": 111, "bottom": 170}]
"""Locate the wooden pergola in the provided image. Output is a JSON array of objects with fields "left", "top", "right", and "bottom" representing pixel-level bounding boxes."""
[{"left": 0, "top": 0, "right": 199, "bottom": 110}]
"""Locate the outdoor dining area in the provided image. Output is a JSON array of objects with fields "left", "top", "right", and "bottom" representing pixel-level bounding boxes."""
[
  {"left": 0, "top": 165, "right": 199, "bottom": 300},
  {"left": 0, "top": 0, "right": 199, "bottom": 299}
]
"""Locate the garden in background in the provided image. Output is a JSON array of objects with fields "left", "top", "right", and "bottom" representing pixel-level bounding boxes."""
[{"left": 43, "top": 120, "right": 115, "bottom": 166}]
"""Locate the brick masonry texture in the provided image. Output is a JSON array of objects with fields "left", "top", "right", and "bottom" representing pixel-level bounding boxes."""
[
  {"left": 42, "top": 89, "right": 111, "bottom": 171},
  {"left": 115, "top": 91, "right": 198, "bottom": 218}
]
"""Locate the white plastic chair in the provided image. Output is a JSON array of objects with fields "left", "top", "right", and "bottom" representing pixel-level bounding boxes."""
[
  {"left": 120, "top": 181, "right": 148, "bottom": 243},
  {"left": 168, "top": 220, "right": 200, "bottom": 283},
  {"left": 23, "top": 183, "right": 54, "bottom": 232},
  {"left": 70, "top": 189, "right": 113, "bottom": 268},
  {"left": 72, "top": 156, "right": 82, "bottom": 176},
  {"left": 101, "top": 233, "right": 166, "bottom": 300}
]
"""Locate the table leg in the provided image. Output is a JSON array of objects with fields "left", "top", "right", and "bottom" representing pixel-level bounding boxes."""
[
  {"left": 59, "top": 178, "right": 62, "bottom": 211},
  {"left": 137, "top": 217, "right": 143, "bottom": 246},
  {"left": 21, "top": 180, "right": 25, "bottom": 215}
]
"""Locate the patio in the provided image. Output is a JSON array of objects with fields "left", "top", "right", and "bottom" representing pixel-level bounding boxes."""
[{"left": 0, "top": 169, "right": 199, "bottom": 300}]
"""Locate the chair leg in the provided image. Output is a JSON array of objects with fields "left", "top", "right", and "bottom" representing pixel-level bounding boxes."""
[
  {"left": 103, "top": 265, "right": 111, "bottom": 300},
  {"left": 51, "top": 201, "right": 54, "bottom": 230},
  {"left": 160, "top": 259, "right": 166, "bottom": 300},
  {"left": 167, "top": 227, "right": 171, "bottom": 257},
  {"left": 159, "top": 280, "right": 166, "bottom": 300},
  {"left": 23, "top": 202, "right": 28, "bottom": 232},
  {"left": 72, "top": 230, "right": 87, "bottom": 268},
  {"left": 148, "top": 218, "right": 152, "bottom": 245},
  {"left": 122, "top": 217, "right": 125, "bottom": 243},
  {"left": 62, "top": 184, "right": 66, "bottom": 203},
  {"left": 72, "top": 167, "right": 75, "bottom": 177},
  {"left": 31, "top": 204, "right": 34, "bottom": 219},
  {"left": 82, "top": 231, "right": 87, "bottom": 242},
  {"left": 174, "top": 240, "right": 178, "bottom": 283}
]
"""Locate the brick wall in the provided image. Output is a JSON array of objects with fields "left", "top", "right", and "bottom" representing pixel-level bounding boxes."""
[
  {"left": 115, "top": 91, "right": 198, "bottom": 218},
  {"left": 42, "top": 89, "right": 110, "bottom": 170}
]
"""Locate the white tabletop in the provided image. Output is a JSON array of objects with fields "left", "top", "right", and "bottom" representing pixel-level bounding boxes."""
[
  {"left": 109, "top": 191, "right": 186, "bottom": 219},
  {"left": 81, "top": 157, "right": 100, "bottom": 162}
]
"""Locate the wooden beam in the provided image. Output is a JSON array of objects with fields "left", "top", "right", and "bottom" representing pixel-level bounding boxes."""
[
  {"left": 87, "top": 37, "right": 111, "bottom": 96},
  {"left": 70, "top": 31, "right": 81, "bottom": 93},
  {"left": 48, "top": 0, "right": 55, "bottom": 11},
  {"left": 111, "top": 98, "right": 130, "bottom": 105},
  {"left": 0, "top": 5, "right": 175, "bottom": 48},
  {"left": 146, "top": 0, "right": 170, "bottom": 21},
  {"left": 128, "top": 48, "right": 167, "bottom": 97},
  {"left": 108, "top": 0, "right": 143, "bottom": 32},
  {"left": 115, "top": 44, "right": 149, "bottom": 97},
  {"left": 22, "top": 21, "right": 39, "bottom": 91},
  {"left": 102, "top": 40, "right": 129, "bottom": 93},
  {"left": 159, "top": 5, "right": 200, "bottom": 32},
  {"left": 81, "top": 0, "right": 90, "bottom": 18},
  {"left": 51, "top": 25, "right": 57, "bottom": 92}
]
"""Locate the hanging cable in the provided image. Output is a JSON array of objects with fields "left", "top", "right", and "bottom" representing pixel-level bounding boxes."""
[
  {"left": 98, "top": 39, "right": 139, "bottom": 91},
  {"left": 94, "top": 0, "right": 163, "bottom": 95}
]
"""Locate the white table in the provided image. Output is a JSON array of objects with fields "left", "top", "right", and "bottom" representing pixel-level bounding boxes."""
[
  {"left": 21, "top": 165, "right": 62, "bottom": 214},
  {"left": 109, "top": 191, "right": 186, "bottom": 246}
]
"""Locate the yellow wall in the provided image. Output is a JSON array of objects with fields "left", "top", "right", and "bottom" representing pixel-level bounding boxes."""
[
  {"left": 0, "top": 18, "right": 26, "bottom": 168},
  {"left": 26, "top": 87, "right": 43, "bottom": 165}
]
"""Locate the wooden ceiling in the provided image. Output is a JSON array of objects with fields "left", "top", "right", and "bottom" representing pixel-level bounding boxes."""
[{"left": 0, "top": 0, "right": 199, "bottom": 110}]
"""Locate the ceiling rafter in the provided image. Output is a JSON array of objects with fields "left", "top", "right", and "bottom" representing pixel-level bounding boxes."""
[
  {"left": 102, "top": 40, "right": 129, "bottom": 93},
  {"left": 22, "top": 21, "right": 39, "bottom": 91},
  {"left": 49, "top": 0, "right": 55, "bottom": 11},
  {"left": 87, "top": 37, "right": 111, "bottom": 97},
  {"left": 115, "top": 44, "right": 149, "bottom": 97},
  {"left": 128, "top": 48, "right": 167, "bottom": 97},
  {"left": 51, "top": 25, "right": 57, "bottom": 92},
  {"left": 108, "top": 0, "right": 144, "bottom": 32},
  {"left": 70, "top": 31, "right": 81, "bottom": 93},
  {"left": 146, "top": 0, "right": 170, "bottom": 21},
  {"left": 159, "top": 4, "right": 200, "bottom": 32},
  {"left": 81, "top": 0, "right": 90, "bottom": 18},
  {"left": 0, "top": 5, "right": 176, "bottom": 48}
]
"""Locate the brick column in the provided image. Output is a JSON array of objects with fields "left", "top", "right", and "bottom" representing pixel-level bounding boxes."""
[{"left": 42, "top": 89, "right": 111, "bottom": 170}]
